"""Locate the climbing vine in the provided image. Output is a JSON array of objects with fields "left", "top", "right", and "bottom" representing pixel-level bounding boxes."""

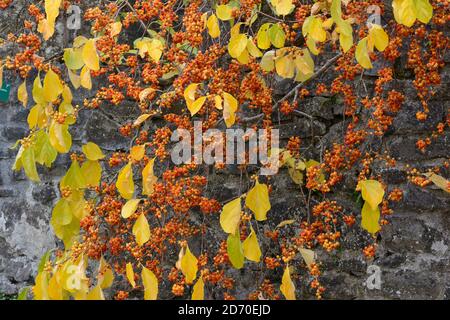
[{"left": 0, "top": 0, "right": 448, "bottom": 300}]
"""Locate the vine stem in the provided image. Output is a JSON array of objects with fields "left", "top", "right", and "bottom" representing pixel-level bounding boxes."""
[{"left": 241, "top": 53, "right": 343, "bottom": 123}]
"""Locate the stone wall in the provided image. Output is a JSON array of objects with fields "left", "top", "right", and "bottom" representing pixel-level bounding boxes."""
[{"left": 0, "top": 1, "right": 449, "bottom": 299}]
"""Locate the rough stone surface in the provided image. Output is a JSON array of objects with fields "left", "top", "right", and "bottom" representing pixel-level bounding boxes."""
[{"left": 0, "top": 1, "right": 449, "bottom": 300}]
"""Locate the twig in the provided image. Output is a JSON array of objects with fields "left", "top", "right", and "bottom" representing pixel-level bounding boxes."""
[{"left": 241, "top": 53, "right": 343, "bottom": 123}]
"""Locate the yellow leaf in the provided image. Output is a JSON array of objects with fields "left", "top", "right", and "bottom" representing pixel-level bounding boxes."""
[
  {"left": 121, "top": 198, "right": 141, "bottom": 219},
  {"left": 271, "top": 0, "right": 295, "bottom": 16},
  {"left": 80, "top": 65, "right": 92, "bottom": 90},
  {"left": 68, "top": 69, "right": 81, "bottom": 89},
  {"left": 81, "top": 160, "right": 101, "bottom": 187},
  {"left": 309, "top": 17, "right": 327, "bottom": 42},
  {"left": 260, "top": 50, "right": 276, "bottom": 72},
  {"left": 268, "top": 24, "right": 286, "bottom": 48},
  {"left": 216, "top": 4, "right": 233, "bottom": 21},
  {"left": 142, "top": 157, "right": 157, "bottom": 196},
  {"left": 398, "top": 0, "right": 417, "bottom": 27},
  {"left": 424, "top": 173, "right": 450, "bottom": 193},
  {"left": 116, "top": 162, "right": 134, "bottom": 199},
  {"left": 214, "top": 95, "right": 223, "bottom": 110},
  {"left": 87, "top": 285, "right": 105, "bottom": 300},
  {"left": 148, "top": 39, "right": 164, "bottom": 63},
  {"left": 188, "top": 96, "right": 207, "bottom": 116},
  {"left": 276, "top": 219, "right": 295, "bottom": 228},
  {"left": 339, "top": 32, "right": 353, "bottom": 53},
  {"left": 18, "top": 80, "right": 28, "bottom": 107},
  {"left": 220, "top": 197, "right": 241, "bottom": 234},
  {"left": 180, "top": 245, "right": 198, "bottom": 284},
  {"left": 98, "top": 256, "right": 114, "bottom": 289},
  {"left": 275, "top": 54, "right": 295, "bottom": 79},
  {"left": 207, "top": 14, "right": 220, "bottom": 38},
  {"left": 361, "top": 201, "right": 381, "bottom": 235},
  {"left": 184, "top": 83, "right": 199, "bottom": 109},
  {"left": 299, "top": 248, "right": 315, "bottom": 269},
  {"left": 242, "top": 226, "right": 262, "bottom": 262},
  {"left": 43, "top": 69, "right": 63, "bottom": 102},
  {"left": 82, "top": 142, "right": 105, "bottom": 161},
  {"left": 33, "top": 271, "right": 49, "bottom": 300},
  {"left": 191, "top": 277, "right": 204, "bottom": 300},
  {"left": 133, "top": 113, "right": 151, "bottom": 126},
  {"left": 48, "top": 273, "right": 63, "bottom": 300},
  {"left": 247, "top": 38, "right": 263, "bottom": 58},
  {"left": 142, "top": 266, "right": 158, "bottom": 300},
  {"left": 126, "top": 262, "right": 136, "bottom": 288},
  {"left": 415, "top": 0, "right": 433, "bottom": 24},
  {"left": 52, "top": 198, "right": 73, "bottom": 226},
  {"left": 82, "top": 39, "right": 100, "bottom": 71},
  {"left": 32, "top": 75, "right": 45, "bottom": 104},
  {"left": 306, "top": 37, "right": 320, "bottom": 55},
  {"left": 257, "top": 23, "right": 272, "bottom": 50},
  {"left": 223, "top": 92, "right": 238, "bottom": 128},
  {"left": 131, "top": 144, "right": 146, "bottom": 161},
  {"left": 227, "top": 232, "right": 244, "bottom": 269},
  {"left": 228, "top": 34, "right": 248, "bottom": 59},
  {"left": 245, "top": 179, "right": 271, "bottom": 221},
  {"left": 49, "top": 121, "right": 72, "bottom": 153},
  {"left": 355, "top": 37, "right": 373, "bottom": 69},
  {"left": 22, "top": 146, "right": 40, "bottom": 182},
  {"left": 63, "top": 48, "right": 84, "bottom": 70},
  {"left": 359, "top": 179, "right": 384, "bottom": 209},
  {"left": 139, "top": 87, "right": 155, "bottom": 101},
  {"left": 236, "top": 48, "right": 250, "bottom": 64},
  {"left": 368, "top": 24, "right": 389, "bottom": 52},
  {"left": 280, "top": 265, "right": 296, "bottom": 300},
  {"left": 60, "top": 160, "right": 86, "bottom": 190},
  {"left": 109, "top": 21, "right": 122, "bottom": 37},
  {"left": 133, "top": 213, "right": 151, "bottom": 246}
]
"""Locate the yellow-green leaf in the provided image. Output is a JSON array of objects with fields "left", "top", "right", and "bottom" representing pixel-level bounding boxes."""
[
  {"left": 82, "top": 142, "right": 105, "bottom": 161},
  {"left": 299, "top": 247, "right": 315, "bottom": 269},
  {"left": 267, "top": 24, "right": 286, "bottom": 48},
  {"left": 227, "top": 232, "right": 244, "bottom": 269},
  {"left": 81, "top": 160, "right": 102, "bottom": 187},
  {"left": 63, "top": 48, "right": 84, "bottom": 70},
  {"left": 22, "top": 146, "right": 40, "bottom": 182}
]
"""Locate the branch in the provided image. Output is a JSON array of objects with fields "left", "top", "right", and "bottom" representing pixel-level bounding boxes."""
[{"left": 240, "top": 53, "right": 342, "bottom": 123}]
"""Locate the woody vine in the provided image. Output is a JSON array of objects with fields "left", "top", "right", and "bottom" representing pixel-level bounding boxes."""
[{"left": 0, "top": 0, "right": 448, "bottom": 300}]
